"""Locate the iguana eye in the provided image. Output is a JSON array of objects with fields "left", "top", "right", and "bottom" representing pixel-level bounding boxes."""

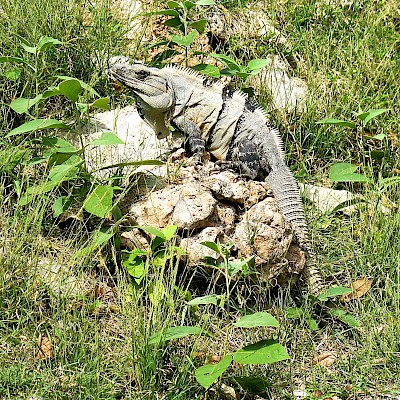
[{"left": 136, "top": 70, "right": 150, "bottom": 80}]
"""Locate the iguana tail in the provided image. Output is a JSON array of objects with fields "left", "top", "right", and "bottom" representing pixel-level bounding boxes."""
[{"left": 266, "top": 166, "right": 324, "bottom": 295}]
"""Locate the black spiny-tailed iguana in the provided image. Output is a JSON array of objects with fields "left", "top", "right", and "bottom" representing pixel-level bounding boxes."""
[{"left": 109, "top": 58, "right": 322, "bottom": 293}]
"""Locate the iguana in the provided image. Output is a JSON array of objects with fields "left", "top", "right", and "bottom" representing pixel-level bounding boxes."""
[{"left": 109, "top": 58, "right": 323, "bottom": 293}]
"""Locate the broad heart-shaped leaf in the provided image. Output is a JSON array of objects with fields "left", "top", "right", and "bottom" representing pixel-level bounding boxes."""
[
  {"left": 195, "top": 355, "right": 232, "bottom": 389},
  {"left": 329, "top": 162, "right": 368, "bottom": 183},
  {"left": 227, "top": 256, "right": 254, "bottom": 277},
  {"left": 192, "top": 63, "right": 220, "bottom": 78},
  {"left": 171, "top": 30, "right": 198, "bottom": 47},
  {"left": 55, "top": 75, "right": 100, "bottom": 97},
  {"left": 162, "top": 225, "right": 178, "bottom": 241},
  {"left": 247, "top": 58, "right": 270, "bottom": 71},
  {"left": 6, "top": 119, "right": 69, "bottom": 137},
  {"left": 328, "top": 308, "right": 360, "bottom": 327},
  {"left": 88, "top": 132, "right": 124, "bottom": 146},
  {"left": 37, "top": 36, "right": 63, "bottom": 52},
  {"left": 57, "top": 79, "right": 82, "bottom": 102},
  {"left": 90, "top": 97, "right": 111, "bottom": 110},
  {"left": 233, "top": 340, "right": 289, "bottom": 365},
  {"left": 123, "top": 256, "right": 146, "bottom": 285},
  {"left": 148, "top": 326, "right": 203, "bottom": 345},
  {"left": 136, "top": 225, "right": 166, "bottom": 239},
  {"left": 317, "top": 285, "right": 353, "bottom": 301},
  {"left": 83, "top": 185, "right": 114, "bottom": 218},
  {"left": 40, "top": 79, "right": 82, "bottom": 102},
  {"left": 357, "top": 108, "right": 389, "bottom": 124},
  {"left": 42, "top": 137, "right": 78, "bottom": 154},
  {"left": 52, "top": 196, "right": 72, "bottom": 218},
  {"left": 48, "top": 164, "right": 80, "bottom": 184},
  {"left": 190, "top": 19, "right": 207, "bottom": 33},
  {"left": 187, "top": 294, "right": 220, "bottom": 306},
  {"left": 234, "top": 312, "right": 279, "bottom": 328},
  {"left": 10, "top": 95, "right": 43, "bottom": 114},
  {"left": 200, "top": 241, "right": 221, "bottom": 255},
  {"left": 76, "top": 229, "right": 115, "bottom": 257},
  {"left": 316, "top": 118, "right": 356, "bottom": 129}
]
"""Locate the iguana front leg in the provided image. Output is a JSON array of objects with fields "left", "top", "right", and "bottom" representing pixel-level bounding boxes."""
[
  {"left": 216, "top": 138, "right": 261, "bottom": 179},
  {"left": 172, "top": 115, "right": 206, "bottom": 160}
]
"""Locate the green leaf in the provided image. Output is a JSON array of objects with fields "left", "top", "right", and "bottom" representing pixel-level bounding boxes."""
[
  {"left": 316, "top": 118, "right": 356, "bottom": 129},
  {"left": 190, "top": 19, "right": 207, "bottom": 33},
  {"left": 48, "top": 164, "right": 80, "bottom": 184},
  {"left": 167, "top": 0, "right": 180, "bottom": 8},
  {"left": 317, "top": 286, "right": 353, "bottom": 301},
  {"left": 83, "top": 185, "right": 114, "bottom": 218},
  {"left": 37, "top": 36, "right": 63, "bottom": 52},
  {"left": 162, "top": 225, "right": 178, "bottom": 241},
  {"left": 91, "top": 97, "right": 111, "bottom": 110},
  {"left": 329, "top": 163, "right": 368, "bottom": 183},
  {"left": 76, "top": 229, "right": 115, "bottom": 257},
  {"left": 10, "top": 95, "right": 43, "bottom": 114},
  {"left": 234, "top": 312, "right": 279, "bottom": 328},
  {"left": 171, "top": 30, "right": 198, "bottom": 47},
  {"left": 233, "top": 340, "right": 289, "bottom": 365},
  {"left": 42, "top": 137, "right": 78, "bottom": 154},
  {"left": 183, "top": 0, "right": 196, "bottom": 9},
  {"left": 210, "top": 53, "right": 241, "bottom": 71},
  {"left": 89, "top": 132, "right": 125, "bottom": 146},
  {"left": 20, "top": 42, "right": 37, "bottom": 54},
  {"left": 195, "top": 355, "right": 232, "bottom": 389},
  {"left": 191, "top": 63, "right": 220, "bottom": 78},
  {"left": 305, "top": 318, "right": 319, "bottom": 331},
  {"left": 357, "top": 108, "right": 389, "bottom": 124},
  {"left": 137, "top": 225, "right": 166, "bottom": 239},
  {"left": 187, "top": 294, "right": 220, "bottom": 306},
  {"left": 164, "top": 17, "right": 183, "bottom": 28},
  {"left": 43, "top": 80, "right": 84, "bottom": 102},
  {"left": 149, "top": 326, "right": 203, "bottom": 345},
  {"left": 52, "top": 196, "right": 72, "bottom": 218},
  {"left": 0, "top": 56, "right": 25, "bottom": 63},
  {"left": 328, "top": 308, "right": 360, "bottom": 327},
  {"left": 195, "top": 0, "right": 216, "bottom": 4},
  {"left": 55, "top": 75, "right": 100, "bottom": 97},
  {"left": 227, "top": 256, "right": 253, "bottom": 277},
  {"left": 4, "top": 68, "right": 22, "bottom": 81},
  {"left": 247, "top": 58, "right": 270, "bottom": 71},
  {"left": 200, "top": 241, "right": 221, "bottom": 255},
  {"left": 7, "top": 119, "right": 69, "bottom": 137},
  {"left": 123, "top": 256, "right": 146, "bottom": 285}
]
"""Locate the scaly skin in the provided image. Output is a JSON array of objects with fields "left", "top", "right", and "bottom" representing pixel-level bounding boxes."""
[{"left": 109, "top": 58, "right": 323, "bottom": 294}]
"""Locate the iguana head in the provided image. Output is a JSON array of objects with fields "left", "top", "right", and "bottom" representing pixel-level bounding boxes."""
[{"left": 109, "top": 58, "right": 174, "bottom": 138}]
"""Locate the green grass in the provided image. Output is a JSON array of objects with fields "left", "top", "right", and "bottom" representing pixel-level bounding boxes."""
[{"left": 1, "top": 0, "right": 400, "bottom": 398}]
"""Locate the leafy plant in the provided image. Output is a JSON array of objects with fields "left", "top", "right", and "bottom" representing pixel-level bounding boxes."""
[
  {"left": 122, "top": 225, "right": 179, "bottom": 286},
  {"left": 317, "top": 108, "right": 399, "bottom": 187},
  {"left": 151, "top": 311, "right": 288, "bottom": 391},
  {"left": 145, "top": 1, "right": 269, "bottom": 80},
  {"left": 3, "top": 35, "right": 162, "bottom": 220}
]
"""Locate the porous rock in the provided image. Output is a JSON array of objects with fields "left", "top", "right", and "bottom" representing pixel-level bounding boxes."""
[{"left": 124, "top": 153, "right": 306, "bottom": 286}]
